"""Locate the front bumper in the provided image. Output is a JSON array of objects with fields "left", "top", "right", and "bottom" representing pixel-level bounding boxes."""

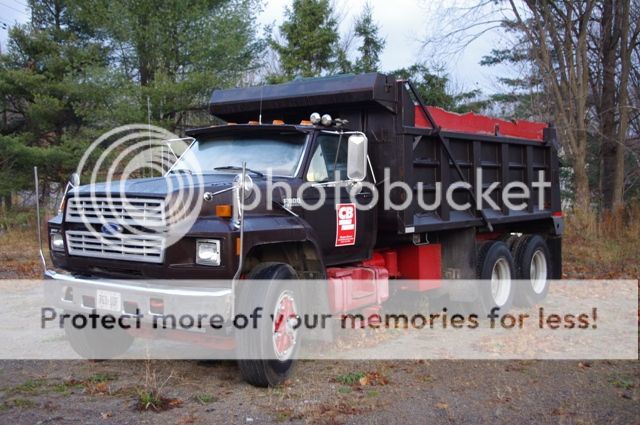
[{"left": 43, "top": 269, "right": 233, "bottom": 324}]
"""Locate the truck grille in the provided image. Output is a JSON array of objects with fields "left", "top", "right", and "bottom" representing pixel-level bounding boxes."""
[
  {"left": 65, "top": 196, "right": 166, "bottom": 263},
  {"left": 65, "top": 197, "right": 165, "bottom": 227},
  {"left": 66, "top": 230, "right": 165, "bottom": 263}
]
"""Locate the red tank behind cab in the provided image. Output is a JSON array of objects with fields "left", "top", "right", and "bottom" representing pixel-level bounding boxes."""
[{"left": 415, "top": 106, "right": 546, "bottom": 142}]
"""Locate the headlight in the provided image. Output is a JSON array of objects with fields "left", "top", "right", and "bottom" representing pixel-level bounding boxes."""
[
  {"left": 196, "top": 239, "right": 221, "bottom": 266},
  {"left": 50, "top": 231, "right": 65, "bottom": 252}
]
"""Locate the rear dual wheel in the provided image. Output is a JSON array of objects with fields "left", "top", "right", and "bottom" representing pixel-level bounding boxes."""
[
  {"left": 475, "top": 241, "right": 516, "bottom": 315},
  {"left": 512, "top": 234, "right": 551, "bottom": 306}
]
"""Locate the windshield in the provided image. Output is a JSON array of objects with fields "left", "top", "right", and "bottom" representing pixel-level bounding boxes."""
[{"left": 171, "top": 132, "right": 307, "bottom": 176}]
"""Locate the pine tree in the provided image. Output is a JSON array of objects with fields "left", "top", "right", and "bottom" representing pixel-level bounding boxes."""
[
  {"left": 269, "top": 0, "right": 341, "bottom": 79},
  {"left": 390, "top": 64, "right": 487, "bottom": 113},
  {"left": 76, "top": 0, "right": 263, "bottom": 131},
  {"left": 353, "top": 4, "right": 384, "bottom": 73},
  {"left": 0, "top": 0, "right": 264, "bottom": 208},
  {"left": 0, "top": 0, "right": 112, "bottom": 202}
]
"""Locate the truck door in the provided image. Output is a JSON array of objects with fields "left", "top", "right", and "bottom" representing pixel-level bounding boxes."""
[{"left": 300, "top": 132, "right": 376, "bottom": 265}]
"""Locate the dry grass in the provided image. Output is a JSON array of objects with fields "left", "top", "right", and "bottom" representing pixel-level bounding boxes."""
[
  {"left": 0, "top": 227, "right": 47, "bottom": 279},
  {"left": 563, "top": 205, "right": 640, "bottom": 279},
  {"left": 136, "top": 360, "right": 181, "bottom": 412}
]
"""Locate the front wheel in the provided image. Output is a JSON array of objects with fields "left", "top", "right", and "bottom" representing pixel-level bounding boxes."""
[
  {"left": 63, "top": 311, "right": 134, "bottom": 359},
  {"left": 236, "top": 263, "right": 300, "bottom": 387}
]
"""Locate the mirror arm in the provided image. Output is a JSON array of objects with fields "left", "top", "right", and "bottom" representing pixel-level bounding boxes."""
[{"left": 367, "top": 155, "right": 376, "bottom": 184}]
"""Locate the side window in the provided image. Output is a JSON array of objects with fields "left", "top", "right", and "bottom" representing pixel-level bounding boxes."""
[{"left": 306, "top": 134, "right": 348, "bottom": 182}]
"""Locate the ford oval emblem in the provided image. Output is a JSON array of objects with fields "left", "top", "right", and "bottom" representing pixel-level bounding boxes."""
[{"left": 101, "top": 222, "right": 123, "bottom": 235}]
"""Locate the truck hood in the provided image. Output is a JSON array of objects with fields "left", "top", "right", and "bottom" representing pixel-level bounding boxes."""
[
  {"left": 71, "top": 174, "right": 237, "bottom": 198},
  {"left": 68, "top": 174, "right": 301, "bottom": 219}
]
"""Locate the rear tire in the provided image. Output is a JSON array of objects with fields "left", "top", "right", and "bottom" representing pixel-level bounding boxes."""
[
  {"left": 474, "top": 241, "right": 515, "bottom": 316},
  {"left": 237, "top": 263, "right": 300, "bottom": 387},
  {"left": 513, "top": 234, "right": 551, "bottom": 307}
]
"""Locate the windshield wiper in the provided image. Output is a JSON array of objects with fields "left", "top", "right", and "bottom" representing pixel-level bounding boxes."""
[
  {"left": 168, "top": 169, "right": 192, "bottom": 175},
  {"left": 213, "top": 166, "right": 264, "bottom": 177}
]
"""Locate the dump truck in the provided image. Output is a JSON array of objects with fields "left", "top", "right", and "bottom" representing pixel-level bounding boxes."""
[{"left": 44, "top": 72, "right": 563, "bottom": 387}]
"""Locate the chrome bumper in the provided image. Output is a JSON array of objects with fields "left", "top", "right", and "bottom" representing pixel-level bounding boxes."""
[{"left": 43, "top": 269, "right": 233, "bottom": 323}]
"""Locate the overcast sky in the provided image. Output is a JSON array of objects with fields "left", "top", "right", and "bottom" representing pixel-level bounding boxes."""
[{"left": 0, "top": 0, "right": 506, "bottom": 94}]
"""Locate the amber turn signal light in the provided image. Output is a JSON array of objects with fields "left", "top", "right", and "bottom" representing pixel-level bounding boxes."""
[{"left": 215, "top": 204, "right": 232, "bottom": 218}]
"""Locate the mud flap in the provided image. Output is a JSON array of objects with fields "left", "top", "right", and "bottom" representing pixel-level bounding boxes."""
[
  {"left": 547, "top": 236, "right": 562, "bottom": 279},
  {"left": 438, "top": 228, "right": 479, "bottom": 302}
]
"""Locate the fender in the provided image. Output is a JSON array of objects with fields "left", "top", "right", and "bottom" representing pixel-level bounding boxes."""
[{"left": 240, "top": 215, "right": 326, "bottom": 277}]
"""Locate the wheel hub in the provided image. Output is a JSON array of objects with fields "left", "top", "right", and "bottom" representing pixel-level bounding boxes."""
[
  {"left": 490, "top": 257, "right": 512, "bottom": 306},
  {"left": 530, "top": 249, "right": 548, "bottom": 294},
  {"left": 272, "top": 291, "right": 298, "bottom": 360}
]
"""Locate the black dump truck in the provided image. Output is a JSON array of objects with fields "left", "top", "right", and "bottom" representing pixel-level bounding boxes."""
[{"left": 44, "top": 72, "right": 563, "bottom": 387}]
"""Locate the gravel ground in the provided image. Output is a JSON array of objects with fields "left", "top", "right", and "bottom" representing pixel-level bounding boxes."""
[{"left": 0, "top": 358, "right": 638, "bottom": 424}]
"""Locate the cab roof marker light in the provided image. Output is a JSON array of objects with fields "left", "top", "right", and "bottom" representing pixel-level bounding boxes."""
[{"left": 310, "top": 112, "right": 321, "bottom": 125}]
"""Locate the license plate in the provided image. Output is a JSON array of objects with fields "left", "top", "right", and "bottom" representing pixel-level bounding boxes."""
[{"left": 96, "top": 290, "right": 122, "bottom": 312}]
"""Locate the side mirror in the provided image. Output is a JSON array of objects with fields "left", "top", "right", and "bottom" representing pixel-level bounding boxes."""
[
  {"left": 69, "top": 172, "right": 80, "bottom": 187},
  {"left": 347, "top": 133, "right": 367, "bottom": 182}
]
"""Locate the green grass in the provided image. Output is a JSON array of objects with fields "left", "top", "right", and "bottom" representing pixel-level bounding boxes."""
[
  {"left": 336, "top": 372, "right": 365, "bottom": 386},
  {"left": 88, "top": 373, "right": 115, "bottom": 384},
  {"left": 9, "top": 380, "right": 45, "bottom": 395},
  {"left": 611, "top": 377, "right": 634, "bottom": 390},
  {"left": 7, "top": 379, "right": 87, "bottom": 397},
  {"left": 1, "top": 399, "right": 35, "bottom": 410},
  {"left": 337, "top": 386, "right": 352, "bottom": 394},
  {"left": 50, "top": 381, "right": 84, "bottom": 396},
  {"left": 137, "top": 389, "right": 163, "bottom": 411},
  {"left": 193, "top": 393, "right": 216, "bottom": 404}
]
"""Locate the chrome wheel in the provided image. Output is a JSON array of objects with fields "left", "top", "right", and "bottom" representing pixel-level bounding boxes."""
[
  {"left": 491, "top": 257, "right": 512, "bottom": 306},
  {"left": 530, "top": 249, "right": 548, "bottom": 294}
]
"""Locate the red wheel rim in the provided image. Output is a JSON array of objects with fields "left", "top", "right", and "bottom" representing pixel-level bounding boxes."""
[{"left": 272, "top": 291, "right": 297, "bottom": 360}]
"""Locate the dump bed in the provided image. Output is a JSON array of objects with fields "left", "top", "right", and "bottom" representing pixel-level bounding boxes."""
[{"left": 209, "top": 73, "right": 562, "bottom": 237}]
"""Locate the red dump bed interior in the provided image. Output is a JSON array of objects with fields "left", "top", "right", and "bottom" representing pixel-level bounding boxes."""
[{"left": 415, "top": 106, "right": 546, "bottom": 142}]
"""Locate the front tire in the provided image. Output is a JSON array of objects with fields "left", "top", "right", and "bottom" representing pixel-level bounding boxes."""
[
  {"left": 63, "top": 311, "right": 134, "bottom": 359},
  {"left": 236, "top": 263, "right": 300, "bottom": 387}
]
